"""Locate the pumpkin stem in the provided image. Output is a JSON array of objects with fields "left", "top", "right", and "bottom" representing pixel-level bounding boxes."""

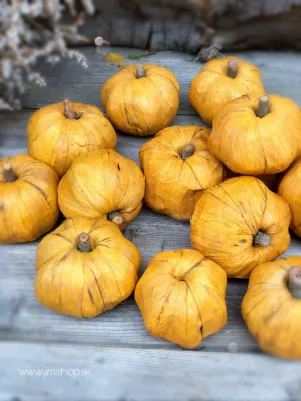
[
  {"left": 181, "top": 144, "right": 195, "bottom": 160},
  {"left": 63, "top": 99, "right": 83, "bottom": 120},
  {"left": 109, "top": 211, "right": 124, "bottom": 226},
  {"left": 227, "top": 59, "right": 238, "bottom": 78},
  {"left": 253, "top": 231, "right": 270, "bottom": 246},
  {"left": 257, "top": 95, "right": 269, "bottom": 118},
  {"left": 136, "top": 64, "right": 146, "bottom": 79},
  {"left": 78, "top": 232, "right": 91, "bottom": 252},
  {"left": 3, "top": 163, "right": 16, "bottom": 182},
  {"left": 288, "top": 266, "right": 301, "bottom": 299}
]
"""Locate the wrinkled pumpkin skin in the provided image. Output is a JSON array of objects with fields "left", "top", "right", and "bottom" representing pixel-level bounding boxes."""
[
  {"left": 189, "top": 56, "right": 265, "bottom": 124},
  {"left": 101, "top": 64, "right": 180, "bottom": 136},
  {"left": 28, "top": 101, "right": 117, "bottom": 178},
  {"left": 209, "top": 94, "right": 301, "bottom": 175},
  {"left": 191, "top": 176, "right": 291, "bottom": 278},
  {"left": 0, "top": 154, "right": 59, "bottom": 243},
  {"left": 278, "top": 160, "right": 301, "bottom": 237},
  {"left": 140, "top": 126, "right": 224, "bottom": 220},
  {"left": 35, "top": 217, "right": 141, "bottom": 318},
  {"left": 242, "top": 256, "right": 301, "bottom": 360},
  {"left": 135, "top": 249, "right": 227, "bottom": 348},
  {"left": 58, "top": 150, "right": 145, "bottom": 227}
]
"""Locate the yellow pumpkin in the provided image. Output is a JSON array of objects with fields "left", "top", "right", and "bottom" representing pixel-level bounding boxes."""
[
  {"left": 209, "top": 94, "right": 301, "bottom": 175},
  {"left": 35, "top": 217, "right": 141, "bottom": 317},
  {"left": 58, "top": 150, "right": 145, "bottom": 227},
  {"left": 189, "top": 56, "right": 265, "bottom": 124},
  {"left": 190, "top": 176, "right": 291, "bottom": 278},
  {"left": 28, "top": 99, "right": 117, "bottom": 178},
  {"left": 101, "top": 64, "right": 180, "bottom": 136},
  {"left": 242, "top": 257, "right": 301, "bottom": 359},
  {"left": 140, "top": 125, "right": 224, "bottom": 220},
  {"left": 278, "top": 159, "right": 301, "bottom": 236},
  {"left": 135, "top": 249, "right": 227, "bottom": 348},
  {"left": 0, "top": 154, "right": 59, "bottom": 243}
]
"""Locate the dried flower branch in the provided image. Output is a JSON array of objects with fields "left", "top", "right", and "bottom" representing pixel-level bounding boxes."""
[{"left": 0, "top": 0, "right": 94, "bottom": 110}]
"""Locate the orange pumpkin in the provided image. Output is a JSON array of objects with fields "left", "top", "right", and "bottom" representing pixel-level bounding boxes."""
[
  {"left": 140, "top": 125, "right": 224, "bottom": 220},
  {"left": 101, "top": 64, "right": 180, "bottom": 136},
  {"left": 135, "top": 249, "right": 227, "bottom": 348},
  {"left": 58, "top": 150, "right": 145, "bottom": 227},
  {"left": 278, "top": 159, "right": 301, "bottom": 236},
  {"left": 189, "top": 56, "right": 265, "bottom": 124},
  {"left": 209, "top": 94, "right": 301, "bottom": 175},
  {"left": 28, "top": 99, "right": 117, "bottom": 177},
  {"left": 242, "top": 257, "right": 301, "bottom": 359},
  {"left": 190, "top": 176, "right": 291, "bottom": 278},
  {"left": 0, "top": 154, "right": 59, "bottom": 243},
  {"left": 35, "top": 217, "right": 141, "bottom": 317}
]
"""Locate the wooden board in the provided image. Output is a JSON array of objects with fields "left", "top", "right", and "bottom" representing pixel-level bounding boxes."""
[
  {"left": 2, "top": 342, "right": 301, "bottom": 401},
  {"left": 1, "top": 48, "right": 301, "bottom": 401}
]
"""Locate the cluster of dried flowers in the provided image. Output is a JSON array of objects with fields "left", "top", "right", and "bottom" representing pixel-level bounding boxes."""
[{"left": 0, "top": 0, "right": 95, "bottom": 109}]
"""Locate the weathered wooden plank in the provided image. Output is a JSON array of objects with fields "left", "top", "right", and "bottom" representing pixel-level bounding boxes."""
[
  {"left": 1, "top": 342, "right": 301, "bottom": 401},
  {"left": 19, "top": 48, "right": 301, "bottom": 113}
]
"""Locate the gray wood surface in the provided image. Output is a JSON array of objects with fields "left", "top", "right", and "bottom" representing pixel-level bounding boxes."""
[
  {"left": 1, "top": 48, "right": 301, "bottom": 401},
  {"left": 2, "top": 342, "right": 301, "bottom": 401}
]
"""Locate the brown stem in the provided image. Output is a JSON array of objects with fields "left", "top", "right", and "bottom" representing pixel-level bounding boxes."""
[
  {"left": 288, "top": 266, "right": 301, "bottom": 299},
  {"left": 136, "top": 64, "right": 146, "bottom": 79},
  {"left": 257, "top": 95, "right": 269, "bottom": 118},
  {"left": 253, "top": 231, "right": 270, "bottom": 246},
  {"left": 63, "top": 99, "right": 83, "bottom": 120},
  {"left": 3, "top": 163, "right": 16, "bottom": 182},
  {"left": 109, "top": 211, "right": 124, "bottom": 226},
  {"left": 227, "top": 59, "right": 238, "bottom": 78},
  {"left": 78, "top": 232, "right": 91, "bottom": 252},
  {"left": 181, "top": 144, "right": 195, "bottom": 160}
]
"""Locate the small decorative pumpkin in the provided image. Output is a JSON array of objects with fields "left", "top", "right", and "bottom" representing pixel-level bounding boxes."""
[
  {"left": 189, "top": 57, "right": 265, "bottom": 124},
  {"left": 101, "top": 64, "right": 180, "bottom": 136},
  {"left": 35, "top": 217, "right": 141, "bottom": 317},
  {"left": 242, "top": 257, "right": 301, "bottom": 359},
  {"left": 278, "top": 160, "right": 301, "bottom": 236},
  {"left": 28, "top": 99, "right": 117, "bottom": 178},
  {"left": 0, "top": 154, "right": 59, "bottom": 243},
  {"left": 135, "top": 249, "right": 227, "bottom": 348},
  {"left": 190, "top": 176, "right": 291, "bottom": 278},
  {"left": 209, "top": 94, "right": 301, "bottom": 175},
  {"left": 140, "top": 125, "right": 224, "bottom": 220},
  {"left": 58, "top": 150, "right": 145, "bottom": 227}
]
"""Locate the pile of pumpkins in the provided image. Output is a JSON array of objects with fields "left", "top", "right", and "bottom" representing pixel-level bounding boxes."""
[{"left": 1, "top": 58, "right": 301, "bottom": 360}]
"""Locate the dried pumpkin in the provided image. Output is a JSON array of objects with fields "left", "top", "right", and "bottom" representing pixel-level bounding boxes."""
[
  {"left": 242, "top": 257, "right": 301, "bottom": 359},
  {"left": 135, "top": 249, "right": 227, "bottom": 348},
  {"left": 189, "top": 56, "right": 265, "bottom": 124},
  {"left": 140, "top": 125, "right": 224, "bottom": 220},
  {"left": 278, "top": 159, "right": 301, "bottom": 237},
  {"left": 35, "top": 217, "right": 141, "bottom": 317},
  {"left": 209, "top": 94, "right": 301, "bottom": 175},
  {"left": 0, "top": 154, "right": 59, "bottom": 243},
  {"left": 28, "top": 99, "right": 117, "bottom": 178},
  {"left": 190, "top": 176, "right": 291, "bottom": 278},
  {"left": 101, "top": 63, "right": 180, "bottom": 136},
  {"left": 58, "top": 150, "right": 145, "bottom": 227}
]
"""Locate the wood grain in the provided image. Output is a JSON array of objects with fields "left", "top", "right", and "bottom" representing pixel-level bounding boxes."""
[
  {"left": 19, "top": 48, "right": 301, "bottom": 114},
  {"left": 2, "top": 342, "right": 301, "bottom": 401}
]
